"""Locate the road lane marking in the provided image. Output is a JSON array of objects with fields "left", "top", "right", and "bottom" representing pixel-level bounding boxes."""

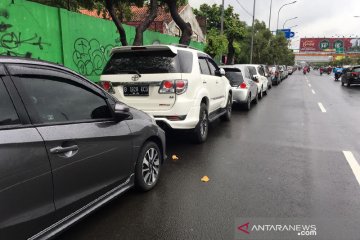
[
  {"left": 318, "top": 102, "right": 326, "bottom": 113},
  {"left": 343, "top": 151, "right": 360, "bottom": 186},
  {"left": 312, "top": 89, "right": 316, "bottom": 94},
  {"left": 308, "top": 84, "right": 311, "bottom": 87}
]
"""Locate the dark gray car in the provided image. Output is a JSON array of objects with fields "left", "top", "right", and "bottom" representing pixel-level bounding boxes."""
[{"left": 0, "top": 57, "right": 166, "bottom": 239}]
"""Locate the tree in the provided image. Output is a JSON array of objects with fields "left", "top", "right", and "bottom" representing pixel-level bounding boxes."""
[
  {"left": 133, "top": 0, "right": 158, "bottom": 46},
  {"left": 194, "top": 4, "right": 246, "bottom": 63},
  {"left": 204, "top": 29, "right": 228, "bottom": 58},
  {"left": 162, "top": 0, "right": 192, "bottom": 45}
]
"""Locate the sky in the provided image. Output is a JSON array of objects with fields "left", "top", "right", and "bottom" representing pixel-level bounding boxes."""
[{"left": 188, "top": 0, "right": 360, "bottom": 49}]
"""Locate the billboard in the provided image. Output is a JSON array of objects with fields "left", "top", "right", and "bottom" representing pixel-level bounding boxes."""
[{"left": 300, "top": 38, "right": 360, "bottom": 52}]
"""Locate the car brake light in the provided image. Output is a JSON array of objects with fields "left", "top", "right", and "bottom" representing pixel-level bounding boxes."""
[
  {"left": 351, "top": 72, "right": 359, "bottom": 77},
  {"left": 239, "top": 82, "right": 247, "bottom": 89},
  {"left": 175, "top": 80, "right": 188, "bottom": 94},
  {"left": 100, "top": 81, "right": 115, "bottom": 94},
  {"left": 159, "top": 80, "right": 188, "bottom": 95}
]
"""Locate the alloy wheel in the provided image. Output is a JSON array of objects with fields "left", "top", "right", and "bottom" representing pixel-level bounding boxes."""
[{"left": 142, "top": 148, "right": 160, "bottom": 185}]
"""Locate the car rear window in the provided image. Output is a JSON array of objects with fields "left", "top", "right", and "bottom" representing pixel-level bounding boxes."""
[
  {"left": 102, "top": 49, "right": 192, "bottom": 74},
  {"left": 224, "top": 69, "right": 244, "bottom": 86},
  {"left": 352, "top": 67, "right": 360, "bottom": 73}
]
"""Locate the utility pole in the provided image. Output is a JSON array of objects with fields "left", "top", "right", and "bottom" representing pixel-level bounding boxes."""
[
  {"left": 250, "top": 0, "right": 256, "bottom": 64},
  {"left": 220, "top": 0, "right": 225, "bottom": 63},
  {"left": 268, "top": 0, "right": 273, "bottom": 29}
]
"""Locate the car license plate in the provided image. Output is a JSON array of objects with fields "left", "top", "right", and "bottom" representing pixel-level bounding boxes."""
[{"left": 123, "top": 85, "right": 149, "bottom": 96}]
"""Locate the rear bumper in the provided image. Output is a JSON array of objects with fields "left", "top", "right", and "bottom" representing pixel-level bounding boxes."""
[
  {"left": 343, "top": 78, "right": 360, "bottom": 84},
  {"left": 147, "top": 103, "right": 200, "bottom": 130},
  {"left": 232, "top": 89, "right": 249, "bottom": 103}
]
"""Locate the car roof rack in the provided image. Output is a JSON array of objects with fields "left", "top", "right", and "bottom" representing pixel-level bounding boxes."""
[{"left": 171, "top": 43, "right": 198, "bottom": 50}]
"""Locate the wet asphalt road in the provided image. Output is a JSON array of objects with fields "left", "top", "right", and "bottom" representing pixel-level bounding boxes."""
[{"left": 59, "top": 71, "right": 360, "bottom": 240}]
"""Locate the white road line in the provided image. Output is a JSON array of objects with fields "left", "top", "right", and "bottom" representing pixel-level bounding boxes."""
[
  {"left": 308, "top": 84, "right": 311, "bottom": 87},
  {"left": 318, "top": 102, "right": 326, "bottom": 113},
  {"left": 312, "top": 89, "right": 316, "bottom": 94},
  {"left": 343, "top": 151, "right": 360, "bottom": 186}
]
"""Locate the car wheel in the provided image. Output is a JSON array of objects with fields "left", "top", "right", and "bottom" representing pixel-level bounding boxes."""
[
  {"left": 135, "top": 141, "right": 162, "bottom": 191},
  {"left": 254, "top": 91, "right": 259, "bottom": 104},
  {"left": 221, "top": 94, "right": 232, "bottom": 121},
  {"left": 193, "top": 103, "right": 209, "bottom": 143},
  {"left": 244, "top": 94, "right": 251, "bottom": 111},
  {"left": 347, "top": 83, "right": 351, "bottom": 87},
  {"left": 259, "top": 87, "right": 263, "bottom": 99}
]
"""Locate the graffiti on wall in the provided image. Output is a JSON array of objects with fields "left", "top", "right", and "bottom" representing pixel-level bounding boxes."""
[
  {"left": 0, "top": 8, "right": 50, "bottom": 58},
  {"left": 73, "top": 38, "right": 114, "bottom": 76}
]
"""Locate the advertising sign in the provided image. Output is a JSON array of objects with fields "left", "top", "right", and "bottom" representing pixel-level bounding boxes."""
[{"left": 300, "top": 38, "right": 360, "bottom": 52}]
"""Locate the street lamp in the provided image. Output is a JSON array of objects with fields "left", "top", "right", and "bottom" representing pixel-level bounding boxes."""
[
  {"left": 268, "top": 0, "right": 273, "bottom": 29},
  {"left": 283, "top": 17, "right": 298, "bottom": 29},
  {"left": 276, "top": 1, "right": 297, "bottom": 33}
]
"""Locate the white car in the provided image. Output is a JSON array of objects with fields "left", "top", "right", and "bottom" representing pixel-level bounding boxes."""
[
  {"left": 221, "top": 65, "right": 259, "bottom": 110},
  {"left": 100, "top": 45, "right": 232, "bottom": 143},
  {"left": 234, "top": 64, "right": 268, "bottom": 99}
]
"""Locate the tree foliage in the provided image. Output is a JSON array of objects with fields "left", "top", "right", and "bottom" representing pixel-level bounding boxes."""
[{"left": 194, "top": 3, "right": 294, "bottom": 65}]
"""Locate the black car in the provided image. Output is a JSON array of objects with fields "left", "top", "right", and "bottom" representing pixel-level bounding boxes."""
[
  {"left": 341, "top": 66, "right": 360, "bottom": 87},
  {"left": 0, "top": 57, "right": 166, "bottom": 239}
]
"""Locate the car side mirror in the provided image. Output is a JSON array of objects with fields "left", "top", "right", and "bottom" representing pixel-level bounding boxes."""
[
  {"left": 114, "top": 102, "right": 132, "bottom": 121},
  {"left": 252, "top": 75, "right": 259, "bottom": 82},
  {"left": 215, "top": 68, "right": 226, "bottom": 76}
]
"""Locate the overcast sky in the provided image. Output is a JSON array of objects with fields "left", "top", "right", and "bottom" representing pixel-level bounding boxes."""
[{"left": 189, "top": 0, "right": 360, "bottom": 49}]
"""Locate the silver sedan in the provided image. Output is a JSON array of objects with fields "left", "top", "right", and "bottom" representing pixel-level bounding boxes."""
[{"left": 222, "top": 66, "right": 259, "bottom": 110}]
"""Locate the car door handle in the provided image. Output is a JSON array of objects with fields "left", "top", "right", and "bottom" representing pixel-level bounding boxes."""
[
  {"left": 203, "top": 81, "right": 207, "bottom": 84},
  {"left": 50, "top": 145, "right": 79, "bottom": 154}
]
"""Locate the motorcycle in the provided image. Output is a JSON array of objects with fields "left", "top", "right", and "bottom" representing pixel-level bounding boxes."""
[
  {"left": 335, "top": 73, "right": 341, "bottom": 81},
  {"left": 320, "top": 69, "right": 323, "bottom": 76},
  {"left": 303, "top": 69, "right": 307, "bottom": 75}
]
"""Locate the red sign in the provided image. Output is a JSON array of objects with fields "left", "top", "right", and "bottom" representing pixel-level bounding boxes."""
[{"left": 300, "top": 38, "right": 360, "bottom": 52}]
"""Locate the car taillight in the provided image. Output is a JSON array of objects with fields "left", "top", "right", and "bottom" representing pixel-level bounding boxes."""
[
  {"left": 159, "top": 80, "right": 188, "bottom": 95},
  {"left": 175, "top": 80, "right": 188, "bottom": 94},
  {"left": 351, "top": 72, "right": 359, "bottom": 77},
  {"left": 239, "top": 82, "right": 247, "bottom": 89},
  {"left": 100, "top": 81, "right": 115, "bottom": 94}
]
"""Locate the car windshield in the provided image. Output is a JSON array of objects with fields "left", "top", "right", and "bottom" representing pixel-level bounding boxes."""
[
  {"left": 102, "top": 50, "right": 192, "bottom": 74},
  {"left": 224, "top": 69, "right": 244, "bottom": 86}
]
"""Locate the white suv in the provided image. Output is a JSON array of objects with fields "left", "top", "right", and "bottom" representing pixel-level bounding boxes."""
[{"left": 100, "top": 45, "right": 232, "bottom": 143}]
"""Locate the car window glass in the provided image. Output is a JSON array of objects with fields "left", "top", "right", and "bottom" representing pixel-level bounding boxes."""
[
  {"left": 353, "top": 68, "right": 360, "bottom": 73},
  {"left": 18, "top": 77, "right": 112, "bottom": 123},
  {"left": 248, "top": 66, "right": 257, "bottom": 76},
  {"left": 103, "top": 50, "right": 180, "bottom": 74},
  {"left": 198, "top": 58, "right": 211, "bottom": 75},
  {"left": 258, "top": 67, "right": 265, "bottom": 76},
  {"left": 178, "top": 50, "right": 193, "bottom": 73},
  {"left": 207, "top": 58, "right": 218, "bottom": 76},
  {"left": 244, "top": 67, "right": 251, "bottom": 78},
  {"left": 224, "top": 69, "right": 244, "bottom": 86},
  {"left": 0, "top": 80, "right": 20, "bottom": 126}
]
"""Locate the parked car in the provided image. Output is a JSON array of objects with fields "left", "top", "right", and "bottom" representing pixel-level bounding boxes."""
[
  {"left": 269, "top": 65, "right": 281, "bottom": 85},
  {"left": 287, "top": 66, "right": 294, "bottom": 75},
  {"left": 100, "top": 45, "right": 232, "bottom": 143},
  {"left": 261, "top": 64, "right": 272, "bottom": 89},
  {"left": 341, "top": 65, "right": 360, "bottom": 87},
  {"left": 221, "top": 66, "right": 258, "bottom": 110},
  {"left": 0, "top": 56, "right": 166, "bottom": 239},
  {"left": 235, "top": 64, "right": 268, "bottom": 99},
  {"left": 279, "top": 65, "right": 287, "bottom": 80}
]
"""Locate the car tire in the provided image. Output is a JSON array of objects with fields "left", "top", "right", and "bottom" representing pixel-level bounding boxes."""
[
  {"left": 193, "top": 103, "right": 209, "bottom": 143},
  {"left": 221, "top": 94, "right": 232, "bottom": 121},
  {"left": 254, "top": 91, "right": 259, "bottom": 104},
  {"left": 259, "top": 87, "right": 263, "bottom": 99},
  {"left": 348, "top": 82, "right": 351, "bottom": 87},
  {"left": 243, "top": 94, "right": 251, "bottom": 111},
  {"left": 135, "top": 141, "right": 162, "bottom": 192}
]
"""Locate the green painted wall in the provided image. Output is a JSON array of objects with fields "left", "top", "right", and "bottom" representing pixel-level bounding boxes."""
[{"left": 0, "top": 0, "right": 205, "bottom": 82}]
